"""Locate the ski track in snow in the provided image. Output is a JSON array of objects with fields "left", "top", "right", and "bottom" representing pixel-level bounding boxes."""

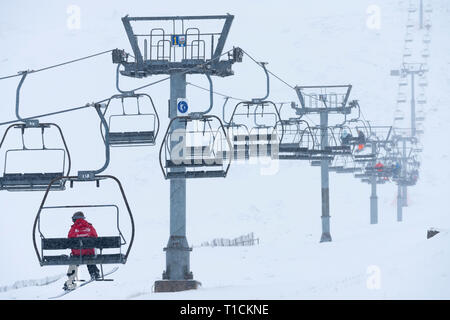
[{"left": 0, "top": 274, "right": 65, "bottom": 293}]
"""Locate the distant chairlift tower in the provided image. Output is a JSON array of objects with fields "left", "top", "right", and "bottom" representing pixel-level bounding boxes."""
[
  {"left": 391, "top": 130, "right": 419, "bottom": 222},
  {"left": 390, "top": 63, "right": 428, "bottom": 137},
  {"left": 115, "top": 14, "right": 242, "bottom": 292},
  {"left": 292, "top": 85, "right": 354, "bottom": 242}
]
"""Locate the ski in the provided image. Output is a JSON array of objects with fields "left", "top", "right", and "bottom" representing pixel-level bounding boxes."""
[{"left": 48, "top": 266, "right": 119, "bottom": 299}]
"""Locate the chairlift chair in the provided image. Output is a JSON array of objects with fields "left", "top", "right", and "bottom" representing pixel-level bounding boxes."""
[
  {"left": 405, "top": 32, "right": 413, "bottom": 42},
  {"left": 397, "top": 93, "right": 407, "bottom": 103},
  {"left": 159, "top": 114, "right": 232, "bottom": 179},
  {"left": 226, "top": 100, "right": 282, "bottom": 160},
  {"left": 406, "top": 18, "right": 414, "bottom": 28},
  {"left": 419, "top": 76, "right": 428, "bottom": 87},
  {"left": 32, "top": 175, "right": 135, "bottom": 267},
  {"left": 102, "top": 93, "right": 160, "bottom": 147},
  {"left": 422, "top": 48, "right": 430, "bottom": 58},
  {"left": 423, "top": 34, "right": 431, "bottom": 44},
  {"left": 0, "top": 122, "right": 71, "bottom": 191},
  {"left": 394, "top": 109, "right": 405, "bottom": 121},
  {"left": 402, "top": 47, "right": 412, "bottom": 59},
  {"left": 399, "top": 77, "right": 408, "bottom": 86},
  {"left": 417, "top": 93, "right": 426, "bottom": 104},
  {"left": 416, "top": 109, "right": 425, "bottom": 121},
  {"left": 276, "top": 118, "right": 318, "bottom": 160}
]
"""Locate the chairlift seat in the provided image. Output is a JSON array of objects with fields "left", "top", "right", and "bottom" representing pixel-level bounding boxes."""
[
  {"left": 232, "top": 144, "right": 276, "bottom": 157},
  {"left": 0, "top": 172, "right": 64, "bottom": 191},
  {"left": 42, "top": 254, "right": 126, "bottom": 266},
  {"left": 279, "top": 143, "right": 309, "bottom": 153},
  {"left": 233, "top": 134, "right": 275, "bottom": 143},
  {"left": 336, "top": 167, "right": 359, "bottom": 173},
  {"left": 109, "top": 131, "right": 155, "bottom": 145},
  {"left": 165, "top": 159, "right": 223, "bottom": 168},
  {"left": 40, "top": 236, "right": 125, "bottom": 266},
  {"left": 278, "top": 154, "right": 310, "bottom": 160},
  {"left": 167, "top": 170, "right": 227, "bottom": 179},
  {"left": 325, "top": 146, "right": 352, "bottom": 154}
]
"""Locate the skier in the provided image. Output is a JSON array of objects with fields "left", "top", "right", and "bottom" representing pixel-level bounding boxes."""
[
  {"left": 392, "top": 162, "right": 401, "bottom": 178},
  {"left": 63, "top": 211, "right": 101, "bottom": 291},
  {"left": 375, "top": 162, "right": 384, "bottom": 172},
  {"left": 340, "top": 130, "right": 352, "bottom": 145},
  {"left": 356, "top": 130, "right": 365, "bottom": 151}
]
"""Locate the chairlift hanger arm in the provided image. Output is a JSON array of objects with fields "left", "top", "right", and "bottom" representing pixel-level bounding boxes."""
[
  {"left": 192, "top": 73, "right": 214, "bottom": 116},
  {"left": 15, "top": 71, "right": 28, "bottom": 122},
  {"left": 251, "top": 62, "right": 270, "bottom": 103},
  {"left": 116, "top": 64, "right": 135, "bottom": 95},
  {"left": 221, "top": 97, "right": 230, "bottom": 125},
  {"left": 92, "top": 104, "right": 111, "bottom": 175}
]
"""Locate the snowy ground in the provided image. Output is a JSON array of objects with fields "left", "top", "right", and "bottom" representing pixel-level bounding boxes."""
[{"left": 0, "top": 0, "right": 449, "bottom": 299}]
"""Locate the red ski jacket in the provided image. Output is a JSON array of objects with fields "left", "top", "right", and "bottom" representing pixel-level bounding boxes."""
[{"left": 68, "top": 219, "right": 98, "bottom": 256}]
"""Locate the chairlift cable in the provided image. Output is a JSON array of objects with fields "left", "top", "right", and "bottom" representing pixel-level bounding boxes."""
[
  {"left": 0, "top": 49, "right": 115, "bottom": 81},
  {"left": 0, "top": 48, "right": 235, "bottom": 126}
]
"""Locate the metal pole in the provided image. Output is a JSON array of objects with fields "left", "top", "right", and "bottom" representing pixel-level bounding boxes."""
[
  {"left": 402, "top": 139, "right": 408, "bottom": 207},
  {"left": 163, "top": 72, "right": 192, "bottom": 281},
  {"left": 320, "top": 111, "right": 332, "bottom": 242},
  {"left": 420, "top": 0, "right": 423, "bottom": 29},
  {"left": 411, "top": 72, "right": 416, "bottom": 137},
  {"left": 370, "top": 142, "right": 378, "bottom": 224},
  {"left": 397, "top": 184, "right": 403, "bottom": 222}
]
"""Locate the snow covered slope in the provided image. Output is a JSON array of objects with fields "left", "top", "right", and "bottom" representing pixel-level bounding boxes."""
[{"left": 0, "top": 0, "right": 449, "bottom": 299}]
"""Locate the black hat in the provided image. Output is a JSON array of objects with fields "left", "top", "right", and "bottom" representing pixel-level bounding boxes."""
[{"left": 72, "top": 211, "right": 85, "bottom": 222}]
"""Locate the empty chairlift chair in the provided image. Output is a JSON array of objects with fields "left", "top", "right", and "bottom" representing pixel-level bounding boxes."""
[
  {"left": 226, "top": 101, "right": 282, "bottom": 160},
  {"left": 417, "top": 93, "right": 426, "bottom": 104},
  {"left": 416, "top": 109, "right": 425, "bottom": 121},
  {"left": 406, "top": 18, "right": 414, "bottom": 28},
  {"left": 0, "top": 122, "right": 71, "bottom": 191},
  {"left": 159, "top": 114, "right": 232, "bottom": 179},
  {"left": 419, "top": 76, "right": 428, "bottom": 87},
  {"left": 394, "top": 109, "right": 405, "bottom": 121},
  {"left": 276, "top": 118, "right": 315, "bottom": 160},
  {"left": 405, "top": 32, "right": 413, "bottom": 42},
  {"left": 422, "top": 48, "right": 430, "bottom": 58},
  {"left": 102, "top": 94, "right": 160, "bottom": 147},
  {"left": 32, "top": 175, "right": 135, "bottom": 267},
  {"left": 399, "top": 77, "right": 408, "bottom": 87},
  {"left": 397, "top": 93, "right": 407, "bottom": 103},
  {"left": 403, "top": 48, "right": 412, "bottom": 58}
]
